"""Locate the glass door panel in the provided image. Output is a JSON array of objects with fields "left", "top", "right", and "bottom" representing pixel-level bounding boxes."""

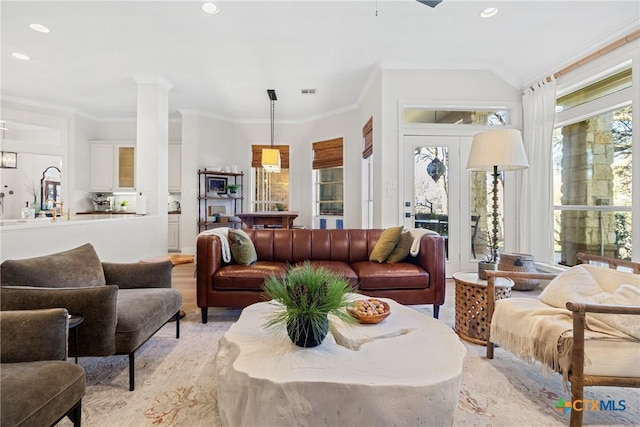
[{"left": 403, "top": 135, "right": 461, "bottom": 275}]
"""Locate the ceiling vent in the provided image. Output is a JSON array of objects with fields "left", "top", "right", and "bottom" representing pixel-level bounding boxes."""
[{"left": 301, "top": 89, "right": 316, "bottom": 95}]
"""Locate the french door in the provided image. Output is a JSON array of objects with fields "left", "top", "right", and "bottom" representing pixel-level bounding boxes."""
[{"left": 402, "top": 134, "right": 476, "bottom": 276}]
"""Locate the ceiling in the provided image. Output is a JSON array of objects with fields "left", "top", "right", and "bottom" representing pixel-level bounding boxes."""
[{"left": 2, "top": 0, "right": 638, "bottom": 123}]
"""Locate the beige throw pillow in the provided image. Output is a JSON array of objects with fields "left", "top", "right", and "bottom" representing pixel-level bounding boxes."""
[
  {"left": 385, "top": 231, "right": 413, "bottom": 263},
  {"left": 228, "top": 229, "right": 258, "bottom": 266},
  {"left": 369, "top": 226, "right": 404, "bottom": 263}
]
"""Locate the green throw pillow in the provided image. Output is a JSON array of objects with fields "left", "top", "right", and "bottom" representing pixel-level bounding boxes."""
[
  {"left": 228, "top": 229, "right": 258, "bottom": 266},
  {"left": 385, "top": 231, "right": 413, "bottom": 263},
  {"left": 369, "top": 226, "right": 404, "bottom": 263}
]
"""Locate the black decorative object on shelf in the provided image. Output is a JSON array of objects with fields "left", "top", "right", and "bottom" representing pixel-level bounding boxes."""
[{"left": 427, "top": 157, "right": 446, "bottom": 183}]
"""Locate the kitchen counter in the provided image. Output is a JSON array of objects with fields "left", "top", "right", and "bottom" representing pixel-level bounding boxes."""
[
  {"left": 76, "top": 211, "right": 139, "bottom": 215},
  {"left": 0, "top": 214, "right": 164, "bottom": 263}
]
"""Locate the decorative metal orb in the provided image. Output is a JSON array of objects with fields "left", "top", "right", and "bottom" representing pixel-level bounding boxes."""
[{"left": 427, "top": 158, "right": 446, "bottom": 182}]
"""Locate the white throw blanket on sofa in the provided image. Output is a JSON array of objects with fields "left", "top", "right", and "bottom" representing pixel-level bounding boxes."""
[
  {"left": 196, "top": 228, "right": 232, "bottom": 263},
  {"left": 491, "top": 264, "right": 640, "bottom": 383},
  {"left": 408, "top": 228, "right": 439, "bottom": 256}
]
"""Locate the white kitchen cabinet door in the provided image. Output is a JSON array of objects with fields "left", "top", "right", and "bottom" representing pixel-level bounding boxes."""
[
  {"left": 115, "top": 145, "right": 135, "bottom": 191},
  {"left": 90, "top": 143, "right": 115, "bottom": 191},
  {"left": 168, "top": 145, "right": 181, "bottom": 192},
  {"left": 168, "top": 220, "right": 179, "bottom": 251}
]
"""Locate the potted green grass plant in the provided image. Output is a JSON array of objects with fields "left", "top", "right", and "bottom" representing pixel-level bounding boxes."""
[{"left": 262, "top": 261, "right": 356, "bottom": 347}]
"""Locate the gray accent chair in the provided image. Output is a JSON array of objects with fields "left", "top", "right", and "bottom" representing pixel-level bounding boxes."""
[
  {"left": 1, "top": 308, "right": 86, "bottom": 427},
  {"left": 0, "top": 243, "right": 183, "bottom": 391}
]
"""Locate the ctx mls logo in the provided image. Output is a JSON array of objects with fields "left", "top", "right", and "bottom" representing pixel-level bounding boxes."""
[
  {"left": 556, "top": 398, "right": 572, "bottom": 415},
  {"left": 555, "top": 398, "right": 626, "bottom": 415}
]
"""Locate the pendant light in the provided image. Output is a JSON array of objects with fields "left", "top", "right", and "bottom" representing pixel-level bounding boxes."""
[{"left": 262, "top": 89, "right": 281, "bottom": 173}]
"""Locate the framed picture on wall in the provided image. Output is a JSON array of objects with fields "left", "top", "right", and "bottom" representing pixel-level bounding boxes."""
[{"left": 208, "top": 177, "right": 227, "bottom": 194}]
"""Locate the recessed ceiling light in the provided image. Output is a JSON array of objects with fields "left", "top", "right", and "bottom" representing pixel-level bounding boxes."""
[
  {"left": 480, "top": 7, "right": 498, "bottom": 18},
  {"left": 29, "top": 23, "right": 50, "bottom": 33},
  {"left": 201, "top": 2, "right": 219, "bottom": 15},
  {"left": 12, "top": 52, "right": 31, "bottom": 61}
]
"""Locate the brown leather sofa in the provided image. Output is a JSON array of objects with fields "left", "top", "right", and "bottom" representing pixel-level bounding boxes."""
[{"left": 197, "top": 228, "right": 446, "bottom": 323}]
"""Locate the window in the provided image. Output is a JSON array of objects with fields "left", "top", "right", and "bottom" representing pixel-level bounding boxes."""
[
  {"left": 316, "top": 167, "right": 343, "bottom": 216},
  {"left": 403, "top": 109, "right": 508, "bottom": 125},
  {"left": 553, "top": 69, "right": 632, "bottom": 265},
  {"left": 313, "top": 138, "right": 343, "bottom": 217},
  {"left": 251, "top": 145, "right": 290, "bottom": 212}
]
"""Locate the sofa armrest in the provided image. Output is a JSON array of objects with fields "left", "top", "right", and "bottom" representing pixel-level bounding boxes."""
[
  {"left": 102, "top": 261, "right": 173, "bottom": 289},
  {"left": 1, "top": 308, "right": 69, "bottom": 363},
  {"left": 415, "top": 234, "right": 446, "bottom": 304},
  {"left": 1, "top": 285, "right": 118, "bottom": 356},
  {"left": 566, "top": 302, "right": 640, "bottom": 390},
  {"left": 197, "top": 234, "right": 223, "bottom": 307}
]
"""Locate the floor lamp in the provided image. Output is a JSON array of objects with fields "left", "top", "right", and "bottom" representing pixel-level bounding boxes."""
[{"left": 466, "top": 129, "right": 529, "bottom": 263}]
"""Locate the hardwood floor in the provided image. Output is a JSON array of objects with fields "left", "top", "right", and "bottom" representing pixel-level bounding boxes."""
[{"left": 171, "top": 263, "right": 198, "bottom": 311}]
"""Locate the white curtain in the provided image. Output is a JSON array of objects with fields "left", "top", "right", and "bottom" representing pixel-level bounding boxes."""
[{"left": 518, "top": 78, "right": 557, "bottom": 264}]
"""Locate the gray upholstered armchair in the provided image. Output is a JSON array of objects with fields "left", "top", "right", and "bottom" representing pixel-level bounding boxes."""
[
  {"left": 1, "top": 308, "right": 86, "bottom": 427},
  {"left": 0, "top": 243, "right": 183, "bottom": 391}
]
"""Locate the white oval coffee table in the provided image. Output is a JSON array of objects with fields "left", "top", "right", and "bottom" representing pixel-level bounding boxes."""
[{"left": 214, "top": 297, "right": 466, "bottom": 427}]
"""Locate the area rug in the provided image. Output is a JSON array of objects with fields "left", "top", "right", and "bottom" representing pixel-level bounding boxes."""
[{"left": 57, "top": 304, "right": 640, "bottom": 427}]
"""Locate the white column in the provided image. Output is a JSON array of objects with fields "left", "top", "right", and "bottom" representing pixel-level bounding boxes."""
[
  {"left": 178, "top": 110, "right": 200, "bottom": 254},
  {"left": 134, "top": 76, "right": 172, "bottom": 243}
]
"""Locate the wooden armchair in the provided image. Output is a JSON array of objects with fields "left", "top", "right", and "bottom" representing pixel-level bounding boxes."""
[{"left": 485, "top": 253, "right": 640, "bottom": 427}]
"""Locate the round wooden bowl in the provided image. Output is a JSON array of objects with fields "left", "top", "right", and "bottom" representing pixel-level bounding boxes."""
[{"left": 348, "top": 299, "right": 391, "bottom": 324}]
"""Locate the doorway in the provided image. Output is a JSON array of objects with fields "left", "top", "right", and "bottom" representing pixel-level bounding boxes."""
[{"left": 402, "top": 135, "right": 477, "bottom": 276}]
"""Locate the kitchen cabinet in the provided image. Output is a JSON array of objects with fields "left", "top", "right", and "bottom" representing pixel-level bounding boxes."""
[
  {"left": 168, "top": 144, "right": 181, "bottom": 192},
  {"left": 197, "top": 169, "right": 243, "bottom": 232},
  {"left": 168, "top": 214, "right": 180, "bottom": 251},
  {"left": 90, "top": 142, "right": 135, "bottom": 192},
  {"left": 90, "top": 143, "right": 114, "bottom": 191}
]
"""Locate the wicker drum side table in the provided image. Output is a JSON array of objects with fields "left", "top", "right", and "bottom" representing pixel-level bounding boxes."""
[{"left": 453, "top": 272, "right": 514, "bottom": 345}]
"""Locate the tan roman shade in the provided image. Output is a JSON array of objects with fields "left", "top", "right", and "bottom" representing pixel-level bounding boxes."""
[
  {"left": 251, "top": 145, "right": 290, "bottom": 169},
  {"left": 312, "top": 137, "right": 343, "bottom": 169},
  {"left": 362, "top": 117, "right": 373, "bottom": 159}
]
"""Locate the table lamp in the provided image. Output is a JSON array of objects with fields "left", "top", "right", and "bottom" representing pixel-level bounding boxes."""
[{"left": 466, "top": 129, "right": 528, "bottom": 262}]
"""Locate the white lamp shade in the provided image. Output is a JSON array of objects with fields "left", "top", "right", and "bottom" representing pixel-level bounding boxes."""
[
  {"left": 466, "top": 129, "right": 529, "bottom": 171},
  {"left": 262, "top": 148, "right": 281, "bottom": 173}
]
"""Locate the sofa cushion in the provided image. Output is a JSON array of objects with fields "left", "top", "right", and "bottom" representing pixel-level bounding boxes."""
[
  {"left": 228, "top": 229, "right": 258, "bottom": 266},
  {"left": 0, "top": 243, "right": 105, "bottom": 288},
  {"left": 1, "top": 361, "right": 85, "bottom": 427},
  {"left": 114, "top": 288, "right": 182, "bottom": 353},
  {"left": 352, "top": 262, "right": 429, "bottom": 290},
  {"left": 214, "top": 262, "right": 288, "bottom": 291},
  {"left": 293, "top": 261, "right": 358, "bottom": 285},
  {"left": 1, "top": 309, "right": 68, "bottom": 363},
  {"left": 385, "top": 231, "right": 413, "bottom": 263},
  {"left": 493, "top": 298, "right": 640, "bottom": 379},
  {"left": 1, "top": 285, "right": 118, "bottom": 357},
  {"left": 369, "top": 226, "right": 404, "bottom": 263}
]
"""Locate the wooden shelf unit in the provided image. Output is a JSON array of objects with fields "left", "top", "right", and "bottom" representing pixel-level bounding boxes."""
[{"left": 197, "top": 169, "right": 244, "bottom": 232}]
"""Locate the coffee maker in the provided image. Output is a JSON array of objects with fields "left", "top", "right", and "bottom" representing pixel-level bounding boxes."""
[{"left": 93, "top": 193, "right": 114, "bottom": 212}]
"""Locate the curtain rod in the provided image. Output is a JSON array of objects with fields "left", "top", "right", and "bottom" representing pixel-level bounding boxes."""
[{"left": 531, "top": 29, "right": 639, "bottom": 88}]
